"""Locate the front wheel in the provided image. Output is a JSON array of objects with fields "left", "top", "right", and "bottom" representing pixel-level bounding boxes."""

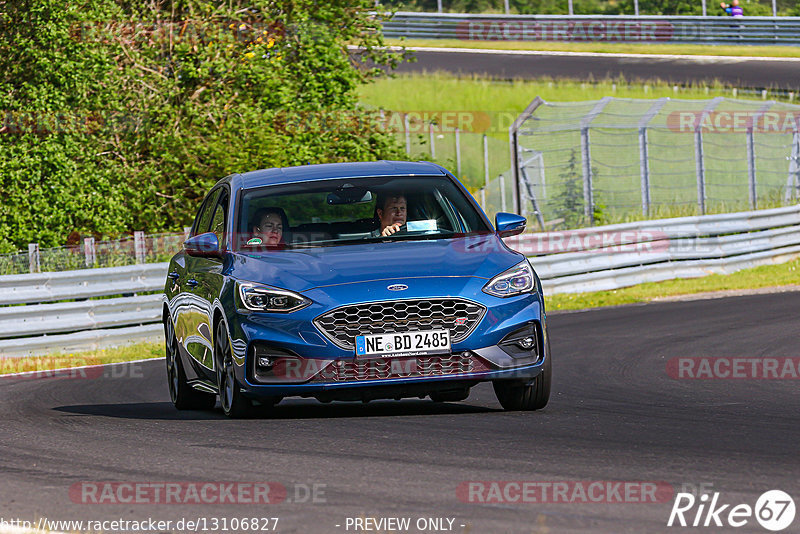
[
  {"left": 164, "top": 315, "right": 216, "bottom": 411},
  {"left": 493, "top": 340, "right": 551, "bottom": 411},
  {"left": 215, "top": 320, "right": 255, "bottom": 418}
]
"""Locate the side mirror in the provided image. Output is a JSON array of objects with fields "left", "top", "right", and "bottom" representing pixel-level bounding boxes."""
[
  {"left": 495, "top": 212, "right": 526, "bottom": 238},
  {"left": 185, "top": 232, "right": 222, "bottom": 258}
]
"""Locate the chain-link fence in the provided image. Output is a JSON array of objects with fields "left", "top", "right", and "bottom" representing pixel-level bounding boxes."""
[
  {"left": 390, "top": 111, "right": 511, "bottom": 194},
  {"left": 510, "top": 96, "right": 800, "bottom": 230},
  {"left": 0, "top": 232, "right": 186, "bottom": 275}
]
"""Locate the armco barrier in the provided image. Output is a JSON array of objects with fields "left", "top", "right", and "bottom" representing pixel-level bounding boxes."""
[
  {"left": 1, "top": 205, "right": 799, "bottom": 356},
  {"left": 381, "top": 12, "right": 800, "bottom": 45}
]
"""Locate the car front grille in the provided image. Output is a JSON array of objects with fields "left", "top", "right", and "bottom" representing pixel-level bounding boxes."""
[
  {"left": 313, "top": 298, "right": 486, "bottom": 350},
  {"left": 312, "top": 353, "right": 492, "bottom": 382}
]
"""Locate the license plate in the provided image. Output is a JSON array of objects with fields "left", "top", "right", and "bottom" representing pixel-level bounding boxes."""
[{"left": 355, "top": 330, "right": 451, "bottom": 358}]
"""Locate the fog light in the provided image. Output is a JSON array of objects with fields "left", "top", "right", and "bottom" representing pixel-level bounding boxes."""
[
  {"left": 257, "top": 356, "right": 274, "bottom": 369},
  {"left": 517, "top": 337, "right": 535, "bottom": 350}
]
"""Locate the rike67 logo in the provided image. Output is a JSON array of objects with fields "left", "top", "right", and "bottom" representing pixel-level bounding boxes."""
[{"left": 668, "top": 490, "right": 795, "bottom": 531}]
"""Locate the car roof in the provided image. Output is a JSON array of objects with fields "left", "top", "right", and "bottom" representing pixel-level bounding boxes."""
[{"left": 229, "top": 161, "right": 448, "bottom": 190}]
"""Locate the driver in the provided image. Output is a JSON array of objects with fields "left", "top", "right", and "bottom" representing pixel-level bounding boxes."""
[{"left": 375, "top": 192, "right": 407, "bottom": 237}]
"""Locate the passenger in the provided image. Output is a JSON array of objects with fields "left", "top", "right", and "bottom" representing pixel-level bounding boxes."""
[
  {"left": 251, "top": 207, "right": 287, "bottom": 246},
  {"left": 375, "top": 192, "right": 407, "bottom": 237}
]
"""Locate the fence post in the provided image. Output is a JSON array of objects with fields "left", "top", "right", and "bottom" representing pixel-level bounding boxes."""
[
  {"left": 482, "top": 134, "right": 489, "bottom": 209},
  {"left": 455, "top": 127, "right": 461, "bottom": 177},
  {"left": 28, "top": 243, "right": 40, "bottom": 274},
  {"left": 403, "top": 113, "right": 411, "bottom": 154},
  {"left": 134, "top": 231, "right": 146, "bottom": 264},
  {"left": 84, "top": 237, "right": 96, "bottom": 268},
  {"left": 500, "top": 174, "right": 507, "bottom": 213},
  {"left": 580, "top": 127, "right": 594, "bottom": 224},
  {"left": 694, "top": 129, "right": 706, "bottom": 215},
  {"left": 637, "top": 97, "right": 667, "bottom": 218},
  {"left": 429, "top": 122, "right": 436, "bottom": 159},
  {"left": 746, "top": 127, "right": 758, "bottom": 210},
  {"left": 788, "top": 129, "right": 800, "bottom": 203},
  {"left": 638, "top": 127, "right": 651, "bottom": 217}
]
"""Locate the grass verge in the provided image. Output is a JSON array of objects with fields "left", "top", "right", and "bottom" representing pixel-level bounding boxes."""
[
  {"left": 387, "top": 38, "right": 800, "bottom": 58},
  {"left": 0, "top": 342, "right": 164, "bottom": 375},
  {"left": 546, "top": 257, "right": 800, "bottom": 311}
]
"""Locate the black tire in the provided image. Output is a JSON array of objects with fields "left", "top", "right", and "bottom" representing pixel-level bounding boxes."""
[
  {"left": 164, "top": 315, "right": 216, "bottom": 411},
  {"left": 215, "top": 319, "right": 255, "bottom": 419},
  {"left": 430, "top": 388, "right": 470, "bottom": 403},
  {"left": 493, "top": 340, "right": 551, "bottom": 411}
]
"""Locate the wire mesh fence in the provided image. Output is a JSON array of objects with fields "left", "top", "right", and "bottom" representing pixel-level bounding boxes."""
[
  {"left": 511, "top": 96, "right": 800, "bottom": 230},
  {"left": 0, "top": 232, "right": 186, "bottom": 275}
]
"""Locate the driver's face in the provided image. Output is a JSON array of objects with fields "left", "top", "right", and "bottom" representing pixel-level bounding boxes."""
[{"left": 378, "top": 196, "right": 407, "bottom": 229}]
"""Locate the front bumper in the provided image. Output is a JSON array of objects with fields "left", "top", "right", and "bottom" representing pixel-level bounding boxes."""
[{"left": 227, "top": 283, "right": 547, "bottom": 399}]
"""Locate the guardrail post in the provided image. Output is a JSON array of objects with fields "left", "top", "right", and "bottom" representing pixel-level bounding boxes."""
[
  {"left": 28, "top": 243, "right": 39, "bottom": 274},
  {"left": 134, "top": 231, "right": 146, "bottom": 264},
  {"left": 429, "top": 122, "right": 436, "bottom": 159},
  {"left": 580, "top": 127, "right": 594, "bottom": 224},
  {"left": 746, "top": 127, "right": 758, "bottom": 210},
  {"left": 455, "top": 127, "right": 461, "bottom": 177},
  {"left": 482, "top": 134, "right": 489, "bottom": 209},
  {"left": 84, "top": 237, "right": 96, "bottom": 268}
]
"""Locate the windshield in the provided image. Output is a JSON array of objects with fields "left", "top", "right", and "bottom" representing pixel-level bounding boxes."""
[{"left": 235, "top": 175, "right": 491, "bottom": 250}]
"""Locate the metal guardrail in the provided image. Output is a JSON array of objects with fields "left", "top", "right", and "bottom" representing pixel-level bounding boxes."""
[
  {"left": 383, "top": 12, "right": 800, "bottom": 45},
  {"left": 0, "top": 263, "right": 169, "bottom": 305},
  {"left": 513, "top": 204, "right": 800, "bottom": 292},
  {"left": 1, "top": 205, "right": 799, "bottom": 356}
]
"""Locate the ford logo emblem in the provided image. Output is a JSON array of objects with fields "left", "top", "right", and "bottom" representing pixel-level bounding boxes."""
[{"left": 387, "top": 284, "right": 408, "bottom": 291}]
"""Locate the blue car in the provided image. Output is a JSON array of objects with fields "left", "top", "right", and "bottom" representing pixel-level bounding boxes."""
[{"left": 162, "top": 161, "right": 551, "bottom": 417}]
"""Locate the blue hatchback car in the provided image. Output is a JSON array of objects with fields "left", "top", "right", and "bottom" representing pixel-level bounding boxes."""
[{"left": 163, "top": 161, "right": 551, "bottom": 417}]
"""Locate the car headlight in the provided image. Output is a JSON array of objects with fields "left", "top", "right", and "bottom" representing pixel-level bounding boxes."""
[
  {"left": 236, "top": 282, "right": 311, "bottom": 313},
  {"left": 482, "top": 260, "right": 536, "bottom": 298}
]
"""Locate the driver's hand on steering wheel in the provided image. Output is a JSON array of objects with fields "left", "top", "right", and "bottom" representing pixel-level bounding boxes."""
[{"left": 381, "top": 223, "right": 403, "bottom": 237}]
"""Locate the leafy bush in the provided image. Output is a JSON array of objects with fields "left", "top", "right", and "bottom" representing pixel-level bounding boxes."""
[{"left": 0, "top": 0, "right": 406, "bottom": 252}]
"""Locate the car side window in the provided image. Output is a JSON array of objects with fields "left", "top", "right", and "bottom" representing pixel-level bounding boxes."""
[
  {"left": 192, "top": 189, "right": 221, "bottom": 236},
  {"left": 210, "top": 192, "right": 228, "bottom": 247}
]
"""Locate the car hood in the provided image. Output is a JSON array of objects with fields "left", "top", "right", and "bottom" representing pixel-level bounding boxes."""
[{"left": 230, "top": 235, "right": 523, "bottom": 292}]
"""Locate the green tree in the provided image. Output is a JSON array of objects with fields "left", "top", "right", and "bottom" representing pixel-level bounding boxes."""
[{"left": 0, "top": 0, "right": 407, "bottom": 252}]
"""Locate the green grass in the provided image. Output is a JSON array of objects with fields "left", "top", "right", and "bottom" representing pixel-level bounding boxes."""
[
  {"left": 0, "top": 342, "right": 164, "bottom": 375},
  {"left": 359, "top": 72, "right": 800, "bottom": 226},
  {"left": 546, "top": 256, "right": 800, "bottom": 311},
  {"left": 358, "top": 72, "right": 787, "bottom": 116},
  {"left": 388, "top": 38, "right": 800, "bottom": 58}
]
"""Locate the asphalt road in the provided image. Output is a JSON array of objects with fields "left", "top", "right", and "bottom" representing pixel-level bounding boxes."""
[
  {"left": 394, "top": 48, "right": 800, "bottom": 91},
  {"left": 1, "top": 292, "right": 799, "bottom": 533}
]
